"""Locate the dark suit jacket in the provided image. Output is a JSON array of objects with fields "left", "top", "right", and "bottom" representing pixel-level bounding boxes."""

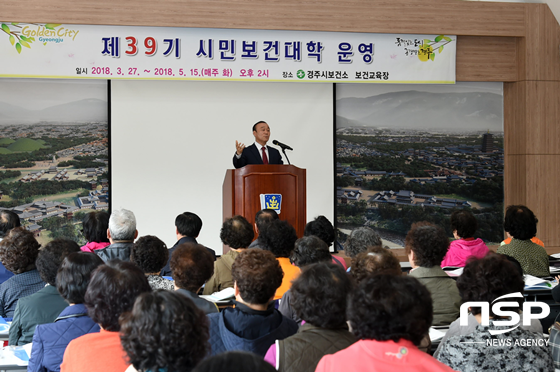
[
  {"left": 233, "top": 143, "right": 283, "bottom": 169},
  {"left": 160, "top": 236, "right": 216, "bottom": 277}
]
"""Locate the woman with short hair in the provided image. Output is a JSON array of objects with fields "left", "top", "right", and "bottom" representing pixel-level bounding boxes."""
[
  {"left": 497, "top": 205, "right": 549, "bottom": 277},
  {"left": 351, "top": 245, "right": 402, "bottom": 283},
  {"left": 265, "top": 262, "right": 355, "bottom": 372},
  {"left": 258, "top": 220, "right": 300, "bottom": 300},
  {"left": 441, "top": 210, "right": 488, "bottom": 267},
  {"left": 437, "top": 253, "right": 553, "bottom": 371},
  {"left": 9, "top": 238, "right": 80, "bottom": 346},
  {"left": 315, "top": 274, "right": 455, "bottom": 372},
  {"left": 171, "top": 243, "right": 218, "bottom": 315},
  {"left": 130, "top": 235, "right": 174, "bottom": 290},
  {"left": 406, "top": 222, "right": 461, "bottom": 326},
  {"left": 203, "top": 215, "right": 254, "bottom": 295},
  {"left": 120, "top": 290, "right": 209, "bottom": 372},
  {"left": 60, "top": 261, "right": 151, "bottom": 372},
  {"left": 0, "top": 227, "right": 44, "bottom": 317},
  {"left": 278, "top": 236, "right": 335, "bottom": 324},
  {"left": 80, "top": 211, "right": 110, "bottom": 253},
  {"left": 28, "top": 252, "right": 104, "bottom": 372}
]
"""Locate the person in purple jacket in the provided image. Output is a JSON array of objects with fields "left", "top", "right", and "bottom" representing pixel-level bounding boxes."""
[
  {"left": 28, "top": 252, "right": 104, "bottom": 372},
  {"left": 441, "top": 210, "right": 489, "bottom": 268}
]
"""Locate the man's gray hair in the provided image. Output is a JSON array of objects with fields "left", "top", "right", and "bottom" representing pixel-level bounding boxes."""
[
  {"left": 108, "top": 209, "right": 137, "bottom": 241},
  {"left": 344, "top": 227, "right": 382, "bottom": 258}
]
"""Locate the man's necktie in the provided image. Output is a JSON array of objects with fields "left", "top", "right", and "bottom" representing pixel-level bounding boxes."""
[{"left": 261, "top": 146, "right": 269, "bottom": 164}]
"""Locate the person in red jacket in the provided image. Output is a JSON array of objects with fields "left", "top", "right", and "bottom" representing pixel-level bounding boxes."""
[{"left": 316, "top": 275, "right": 456, "bottom": 372}]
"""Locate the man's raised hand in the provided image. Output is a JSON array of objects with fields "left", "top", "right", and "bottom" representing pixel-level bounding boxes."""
[{"left": 235, "top": 141, "right": 246, "bottom": 155}]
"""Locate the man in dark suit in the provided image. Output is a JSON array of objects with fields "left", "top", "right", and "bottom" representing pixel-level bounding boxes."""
[
  {"left": 233, "top": 121, "right": 284, "bottom": 169},
  {"left": 160, "top": 212, "right": 216, "bottom": 276}
]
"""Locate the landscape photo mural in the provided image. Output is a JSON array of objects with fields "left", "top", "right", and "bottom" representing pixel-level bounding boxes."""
[
  {"left": 335, "top": 82, "right": 504, "bottom": 248},
  {"left": 0, "top": 78, "right": 108, "bottom": 246}
]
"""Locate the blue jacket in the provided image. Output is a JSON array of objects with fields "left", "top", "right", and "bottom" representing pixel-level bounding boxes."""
[
  {"left": 208, "top": 303, "right": 297, "bottom": 357},
  {"left": 0, "top": 262, "right": 13, "bottom": 285},
  {"left": 0, "top": 269, "right": 45, "bottom": 318},
  {"left": 27, "top": 304, "right": 100, "bottom": 372}
]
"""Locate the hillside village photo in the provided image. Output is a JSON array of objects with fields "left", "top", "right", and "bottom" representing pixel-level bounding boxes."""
[
  {"left": 336, "top": 82, "right": 504, "bottom": 247},
  {"left": 0, "top": 79, "right": 109, "bottom": 245}
]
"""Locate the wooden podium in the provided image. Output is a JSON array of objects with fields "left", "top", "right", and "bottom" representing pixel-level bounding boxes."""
[{"left": 223, "top": 165, "right": 306, "bottom": 252}]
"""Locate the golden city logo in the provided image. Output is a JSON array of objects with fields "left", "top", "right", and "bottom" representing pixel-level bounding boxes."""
[
  {"left": 22, "top": 25, "right": 80, "bottom": 40},
  {"left": 2, "top": 23, "right": 80, "bottom": 53}
]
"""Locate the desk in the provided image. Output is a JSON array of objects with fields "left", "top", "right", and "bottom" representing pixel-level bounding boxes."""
[
  {"left": 429, "top": 326, "right": 448, "bottom": 356},
  {"left": 400, "top": 262, "right": 411, "bottom": 273},
  {"left": 0, "top": 365, "right": 26, "bottom": 371}
]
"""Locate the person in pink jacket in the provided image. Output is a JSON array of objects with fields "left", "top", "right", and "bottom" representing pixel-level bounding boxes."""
[
  {"left": 315, "top": 274, "right": 457, "bottom": 372},
  {"left": 441, "top": 210, "right": 488, "bottom": 268},
  {"left": 80, "top": 211, "right": 111, "bottom": 253}
]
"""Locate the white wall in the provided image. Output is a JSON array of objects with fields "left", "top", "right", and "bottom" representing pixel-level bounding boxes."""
[{"left": 111, "top": 80, "right": 334, "bottom": 253}]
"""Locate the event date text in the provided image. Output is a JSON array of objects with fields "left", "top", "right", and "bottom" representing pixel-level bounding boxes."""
[{"left": 76, "top": 67, "right": 271, "bottom": 78}]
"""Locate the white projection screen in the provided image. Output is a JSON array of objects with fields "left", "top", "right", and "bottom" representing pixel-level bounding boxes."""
[{"left": 111, "top": 80, "right": 334, "bottom": 254}]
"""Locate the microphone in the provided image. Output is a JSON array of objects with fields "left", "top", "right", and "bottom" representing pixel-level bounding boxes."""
[{"left": 273, "top": 140, "right": 293, "bottom": 151}]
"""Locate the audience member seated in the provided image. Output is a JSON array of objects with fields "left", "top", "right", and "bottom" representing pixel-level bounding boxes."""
[
  {"left": 289, "top": 236, "right": 332, "bottom": 268},
  {"left": 208, "top": 249, "right": 298, "bottom": 357},
  {"left": 0, "top": 210, "right": 20, "bottom": 241},
  {"left": 248, "top": 209, "right": 278, "bottom": 249},
  {"left": 350, "top": 245, "right": 433, "bottom": 353},
  {"left": 550, "top": 322, "right": 560, "bottom": 370},
  {"left": 0, "top": 210, "right": 21, "bottom": 284},
  {"left": 343, "top": 227, "right": 382, "bottom": 270},
  {"left": 203, "top": 216, "right": 253, "bottom": 295},
  {"left": 130, "top": 235, "right": 174, "bottom": 291},
  {"left": 552, "top": 274, "right": 560, "bottom": 303},
  {"left": 497, "top": 205, "right": 549, "bottom": 277},
  {"left": 258, "top": 219, "right": 299, "bottom": 300},
  {"left": 501, "top": 236, "right": 544, "bottom": 247},
  {"left": 80, "top": 211, "right": 110, "bottom": 253},
  {"left": 278, "top": 236, "right": 332, "bottom": 323},
  {"left": 303, "top": 215, "right": 347, "bottom": 269},
  {"left": 265, "top": 262, "right": 355, "bottom": 372},
  {"left": 434, "top": 253, "right": 543, "bottom": 358},
  {"left": 192, "top": 351, "right": 276, "bottom": 372},
  {"left": 9, "top": 239, "right": 80, "bottom": 345},
  {"left": 60, "top": 261, "right": 151, "bottom": 372},
  {"left": 0, "top": 227, "right": 44, "bottom": 318},
  {"left": 161, "top": 212, "right": 216, "bottom": 276},
  {"left": 437, "top": 253, "right": 553, "bottom": 371},
  {"left": 28, "top": 252, "right": 104, "bottom": 372},
  {"left": 351, "top": 246, "right": 402, "bottom": 283},
  {"left": 120, "top": 290, "right": 209, "bottom": 372},
  {"left": 315, "top": 275, "right": 455, "bottom": 372},
  {"left": 406, "top": 222, "right": 461, "bottom": 326},
  {"left": 96, "top": 209, "right": 137, "bottom": 262},
  {"left": 441, "top": 210, "right": 489, "bottom": 268},
  {"left": 171, "top": 243, "right": 218, "bottom": 314}
]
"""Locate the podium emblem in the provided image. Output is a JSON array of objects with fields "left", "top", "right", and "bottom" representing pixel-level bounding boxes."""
[{"left": 260, "top": 194, "right": 282, "bottom": 215}]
